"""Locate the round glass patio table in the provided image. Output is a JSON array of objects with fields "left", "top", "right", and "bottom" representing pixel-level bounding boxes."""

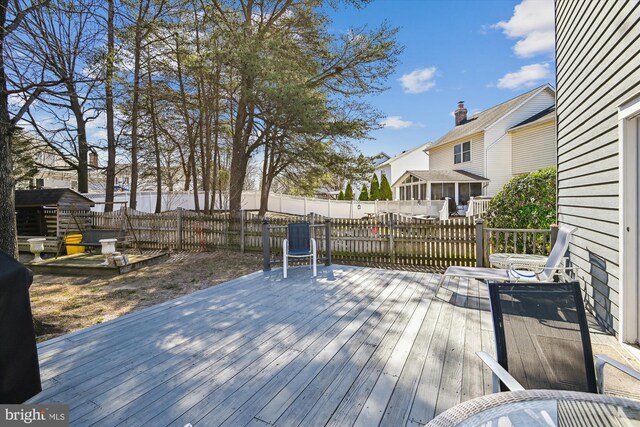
[
  {"left": 426, "top": 390, "right": 640, "bottom": 427},
  {"left": 489, "top": 253, "right": 548, "bottom": 269}
]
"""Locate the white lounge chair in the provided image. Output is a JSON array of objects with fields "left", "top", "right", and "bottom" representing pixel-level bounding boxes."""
[{"left": 438, "top": 224, "right": 577, "bottom": 288}]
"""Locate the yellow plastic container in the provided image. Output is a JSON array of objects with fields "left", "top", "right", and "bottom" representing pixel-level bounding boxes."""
[{"left": 65, "top": 234, "right": 85, "bottom": 254}]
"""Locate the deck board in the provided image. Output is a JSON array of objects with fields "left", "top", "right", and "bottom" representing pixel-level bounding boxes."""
[{"left": 29, "top": 265, "right": 640, "bottom": 426}]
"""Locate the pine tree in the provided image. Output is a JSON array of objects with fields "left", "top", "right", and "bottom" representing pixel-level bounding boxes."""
[
  {"left": 380, "top": 174, "right": 393, "bottom": 200},
  {"left": 337, "top": 190, "right": 345, "bottom": 200},
  {"left": 369, "top": 174, "right": 380, "bottom": 200},
  {"left": 344, "top": 183, "right": 354, "bottom": 200},
  {"left": 359, "top": 184, "right": 369, "bottom": 201}
]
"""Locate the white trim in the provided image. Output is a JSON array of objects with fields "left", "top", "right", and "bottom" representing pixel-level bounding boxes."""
[
  {"left": 375, "top": 142, "right": 430, "bottom": 169},
  {"left": 506, "top": 114, "right": 555, "bottom": 133},
  {"left": 483, "top": 84, "right": 555, "bottom": 132},
  {"left": 453, "top": 140, "right": 472, "bottom": 165},
  {"left": 619, "top": 96, "right": 640, "bottom": 345}
]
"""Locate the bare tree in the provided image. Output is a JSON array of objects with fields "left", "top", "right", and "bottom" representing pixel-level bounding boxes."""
[
  {"left": 104, "top": 0, "right": 117, "bottom": 211},
  {"left": 8, "top": 0, "right": 105, "bottom": 193},
  {"left": 1, "top": 0, "right": 58, "bottom": 257}
]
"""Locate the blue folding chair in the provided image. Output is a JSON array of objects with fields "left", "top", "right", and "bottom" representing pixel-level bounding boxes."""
[{"left": 283, "top": 223, "right": 317, "bottom": 278}]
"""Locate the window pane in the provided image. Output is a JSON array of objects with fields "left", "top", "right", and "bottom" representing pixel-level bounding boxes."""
[
  {"left": 463, "top": 141, "right": 471, "bottom": 151},
  {"left": 459, "top": 183, "right": 470, "bottom": 205},
  {"left": 463, "top": 151, "right": 471, "bottom": 162},
  {"left": 413, "top": 184, "right": 419, "bottom": 199},
  {"left": 470, "top": 183, "right": 482, "bottom": 197},
  {"left": 443, "top": 183, "right": 455, "bottom": 199},
  {"left": 454, "top": 153, "right": 461, "bottom": 164},
  {"left": 420, "top": 183, "right": 427, "bottom": 200},
  {"left": 431, "top": 183, "right": 442, "bottom": 200},
  {"left": 400, "top": 187, "right": 405, "bottom": 200},
  {"left": 454, "top": 144, "right": 461, "bottom": 154}
]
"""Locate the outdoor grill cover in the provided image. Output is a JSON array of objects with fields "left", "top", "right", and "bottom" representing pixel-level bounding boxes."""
[{"left": 0, "top": 249, "right": 41, "bottom": 403}]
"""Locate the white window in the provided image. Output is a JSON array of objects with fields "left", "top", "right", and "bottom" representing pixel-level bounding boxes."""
[{"left": 454, "top": 141, "right": 471, "bottom": 164}]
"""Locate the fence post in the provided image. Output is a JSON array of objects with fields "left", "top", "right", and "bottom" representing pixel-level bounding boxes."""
[
  {"left": 475, "top": 218, "right": 484, "bottom": 267},
  {"left": 389, "top": 222, "right": 396, "bottom": 263},
  {"left": 262, "top": 219, "right": 271, "bottom": 271},
  {"left": 240, "top": 209, "right": 246, "bottom": 253},
  {"left": 177, "top": 207, "right": 183, "bottom": 251},
  {"left": 324, "top": 219, "right": 332, "bottom": 266},
  {"left": 550, "top": 223, "right": 559, "bottom": 250}
]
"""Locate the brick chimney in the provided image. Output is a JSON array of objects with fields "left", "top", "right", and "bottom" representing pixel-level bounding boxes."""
[
  {"left": 455, "top": 101, "right": 467, "bottom": 126},
  {"left": 89, "top": 151, "right": 98, "bottom": 168}
]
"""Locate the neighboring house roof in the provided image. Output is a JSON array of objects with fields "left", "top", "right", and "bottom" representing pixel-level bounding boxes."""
[
  {"left": 372, "top": 152, "right": 391, "bottom": 166},
  {"left": 392, "top": 169, "right": 489, "bottom": 187},
  {"left": 376, "top": 142, "right": 430, "bottom": 169},
  {"left": 15, "top": 188, "right": 95, "bottom": 208},
  {"left": 426, "top": 84, "right": 555, "bottom": 150},
  {"left": 508, "top": 106, "right": 555, "bottom": 131}
]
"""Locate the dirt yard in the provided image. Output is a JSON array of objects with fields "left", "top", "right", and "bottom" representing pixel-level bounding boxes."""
[{"left": 27, "top": 251, "right": 263, "bottom": 342}]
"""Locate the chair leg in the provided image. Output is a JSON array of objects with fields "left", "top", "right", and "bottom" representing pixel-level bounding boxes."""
[
  {"left": 283, "top": 240, "right": 288, "bottom": 279},
  {"left": 312, "top": 239, "right": 317, "bottom": 277},
  {"left": 436, "top": 273, "right": 447, "bottom": 292}
]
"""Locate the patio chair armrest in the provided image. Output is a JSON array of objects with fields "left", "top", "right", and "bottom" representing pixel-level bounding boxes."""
[
  {"left": 507, "top": 262, "right": 545, "bottom": 273},
  {"left": 476, "top": 351, "right": 525, "bottom": 393},
  {"left": 595, "top": 354, "right": 640, "bottom": 394}
]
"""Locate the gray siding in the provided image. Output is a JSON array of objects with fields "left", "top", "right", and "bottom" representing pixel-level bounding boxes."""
[{"left": 556, "top": 0, "right": 640, "bottom": 334}]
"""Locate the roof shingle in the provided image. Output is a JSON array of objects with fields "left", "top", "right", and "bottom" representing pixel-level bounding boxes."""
[{"left": 426, "top": 85, "right": 554, "bottom": 150}]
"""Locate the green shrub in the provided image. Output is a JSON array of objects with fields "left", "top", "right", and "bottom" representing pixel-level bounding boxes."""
[
  {"left": 359, "top": 184, "right": 369, "bottom": 201},
  {"left": 485, "top": 167, "right": 557, "bottom": 229},
  {"left": 369, "top": 174, "right": 380, "bottom": 200},
  {"left": 380, "top": 174, "right": 392, "bottom": 200},
  {"left": 344, "top": 183, "right": 354, "bottom": 200},
  {"left": 337, "top": 190, "right": 344, "bottom": 200}
]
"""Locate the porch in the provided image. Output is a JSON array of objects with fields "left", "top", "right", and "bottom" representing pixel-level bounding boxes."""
[{"left": 29, "top": 265, "right": 639, "bottom": 426}]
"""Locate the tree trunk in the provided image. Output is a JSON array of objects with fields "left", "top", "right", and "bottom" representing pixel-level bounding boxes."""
[
  {"left": 0, "top": 101, "right": 17, "bottom": 257},
  {"left": 228, "top": 75, "right": 253, "bottom": 213},
  {"left": 129, "top": 4, "right": 144, "bottom": 210},
  {"left": 69, "top": 90, "right": 89, "bottom": 193},
  {"left": 146, "top": 58, "right": 162, "bottom": 214},
  {"left": 0, "top": 0, "right": 16, "bottom": 257},
  {"left": 175, "top": 34, "right": 199, "bottom": 211},
  {"left": 104, "top": 0, "right": 116, "bottom": 212}
]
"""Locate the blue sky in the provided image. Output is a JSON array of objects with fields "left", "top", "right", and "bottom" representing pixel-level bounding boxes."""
[{"left": 328, "top": 0, "right": 555, "bottom": 157}]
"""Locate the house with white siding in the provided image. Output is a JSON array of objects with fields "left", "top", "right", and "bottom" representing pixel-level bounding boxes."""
[
  {"left": 556, "top": 0, "right": 640, "bottom": 346},
  {"left": 374, "top": 142, "right": 429, "bottom": 195},
  {"left": 402, "top": 85, "right": 556, "bottom": 206}
]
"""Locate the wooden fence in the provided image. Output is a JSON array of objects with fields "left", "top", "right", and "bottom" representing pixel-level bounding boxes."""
[{"left": 46, "top": 209, "right": 555, "bottom": 270}]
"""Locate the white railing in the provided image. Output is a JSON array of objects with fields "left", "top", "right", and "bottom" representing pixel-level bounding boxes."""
[
  {"left": 439, "top": 197, "right": 450, "bottom": 221},
  {"left": 466, "top": 197, "right": 492, "bottom": 217},
  {"left": 84, "top": 190, "right": 447, "bottom": 219}
]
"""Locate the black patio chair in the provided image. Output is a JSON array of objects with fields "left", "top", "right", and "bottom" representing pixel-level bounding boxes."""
[
  {"left": 477, "top": 281, "right": 640, "bottom": 394},
  {"left": 283, "top": 223, "right": 317, "bottom": 279}
]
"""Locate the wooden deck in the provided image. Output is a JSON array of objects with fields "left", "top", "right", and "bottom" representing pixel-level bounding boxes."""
[{"left": 29, "top": 265, "right": 640, "bottom": 426}]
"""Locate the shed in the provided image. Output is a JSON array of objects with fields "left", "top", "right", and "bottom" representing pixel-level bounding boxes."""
[{"left": 15, "top": 189, "right": 95, "bottom": 237}]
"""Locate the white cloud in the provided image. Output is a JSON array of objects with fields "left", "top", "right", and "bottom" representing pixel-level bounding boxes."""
[
  {"left": 497, "top": 63, "right": 551, "bottom": 90},
  {"left": 381, "top": 116, "right": 414, "bottom": 129},
  {"left": 399, "top": 67, "right": 437, "bottom": 94},
  {"left": 86, "top": 113, "right": 108, "bottom": 141},
  {"left": 493, "top": 0, "right": 554, "bottom": 58}
]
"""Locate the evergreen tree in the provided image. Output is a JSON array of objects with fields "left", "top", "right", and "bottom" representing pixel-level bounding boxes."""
[
  {"left": 344, "top": 183, "right": 354, "bottom": 200},
  {"left": 369, "top": 174, "right": 380, "bottom": 200},
  {"left": 359, "top": 184, "right": 369, "bottom": 201},
  {"left": 380, "top": 174, "right": 393, "bottom": 200},
  {"left": 337, "top": 190, "right": 345, "bottom": 200}
]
